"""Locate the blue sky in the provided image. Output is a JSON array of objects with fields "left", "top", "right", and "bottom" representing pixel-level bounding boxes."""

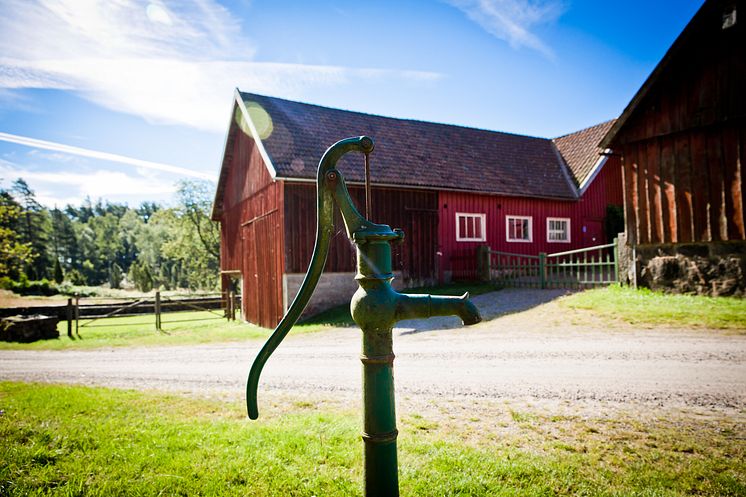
[{"left": 0, "top": 0, "right": 704, "bottom": 207}]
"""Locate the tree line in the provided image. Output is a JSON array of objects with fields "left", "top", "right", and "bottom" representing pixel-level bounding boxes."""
[{"left": 0, "top": 178, "right": 219, "bottom": 293}]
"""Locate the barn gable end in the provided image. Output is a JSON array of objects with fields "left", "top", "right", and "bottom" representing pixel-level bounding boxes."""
[
  {"left": 600, "top": 0, "right": 746, "bottom": 295},
  {"left": 601, "top": 0, "right": 745, "bottom": 245}
]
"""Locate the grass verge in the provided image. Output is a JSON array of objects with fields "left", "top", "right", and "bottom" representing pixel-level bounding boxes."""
[
  {"left": 1, "top": 382, "right": 743, "bottom": 496},
  {"left": 560, "top": 285, "right": 746, "bottom": 330},
  {"left": 0, "top": 310, "right": 334, "bottom": 351}
]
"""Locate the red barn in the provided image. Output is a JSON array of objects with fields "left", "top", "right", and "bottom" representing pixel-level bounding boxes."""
[
  {"left": 212, "top": 91, "right": 622, "bottom": 327},
  {"left": 600, "top": 0, "right": 745, "bottom": 294}
]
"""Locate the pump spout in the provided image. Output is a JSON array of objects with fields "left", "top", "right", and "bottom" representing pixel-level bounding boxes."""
[{"left": 395, "top": 292, "right": 482, "bottom": 326}]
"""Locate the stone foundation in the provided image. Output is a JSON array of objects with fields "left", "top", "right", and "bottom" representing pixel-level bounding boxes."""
[
  {"left": 1, "top": 315, "right": 60, "bottom": 342},
  {"left": 628, "top": 241, "right": 746, "bottom": 296},
  {"left": 283, "top": 271, "right": 406, "bottom": 318}
]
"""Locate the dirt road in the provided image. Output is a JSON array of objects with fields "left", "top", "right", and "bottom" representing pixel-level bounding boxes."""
[{"left": 2, "top": 289, "right": 744, "bottom": 416}]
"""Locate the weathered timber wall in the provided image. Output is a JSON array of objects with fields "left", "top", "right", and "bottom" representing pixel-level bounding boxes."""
[
  {"left": 614, "top": 0, "right": 746, "bottom": 245},
  {"left": 284, "top": 183, "right": 439, "bottom": 286},
  {"left": 219, "top": 127, "right": 285, "bottom": 328}
]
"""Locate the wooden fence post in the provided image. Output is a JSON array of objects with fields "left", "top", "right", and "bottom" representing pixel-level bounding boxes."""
[
  {"left": 74, "top": 293, "right": 80, "bottom": 337},
  {"left": 66, "top": 298, "right": 73, "bottom": 339},
  {"left": 476, "top": 245, "right": 491, "bottom": 282},
  {"left": 233, "top": 291, "right": 240, "bottom": 321},
  {"left": 155, "top": 291, "right": 161, "bottom": 331},
  {"left": 229, "top": 291, "right": 236, "bottom": 321},
  {"left": 539, "top": 252, "right": 547, "bottom": 289},
  {"left": 613, "top": 238, "right": 620, "bottom": 284}
]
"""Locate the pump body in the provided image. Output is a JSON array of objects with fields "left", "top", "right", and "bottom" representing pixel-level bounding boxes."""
[{"left": 246, "top": 136, "right": 481, "bottom": 497}]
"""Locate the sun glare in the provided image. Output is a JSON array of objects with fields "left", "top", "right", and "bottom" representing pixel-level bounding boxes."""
[
  {"left": 245, "top": 102, "right": 274, "bottom": 140},
  {"left": 146, "top": 3, "right": 173, "bottom": 26}
]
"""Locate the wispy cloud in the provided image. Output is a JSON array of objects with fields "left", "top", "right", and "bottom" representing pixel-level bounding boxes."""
[
  {"left": 0, "top": 131, "right": 213, "bottom": 180},
  {"left": 0, "top": 0, "right": 442, "bottom": 132},
  {"left": 0, "top": 158, "right": 178, "bottom": 207},
  {"left": 445, "top": 0, "right": 565, "bottom": 59}
]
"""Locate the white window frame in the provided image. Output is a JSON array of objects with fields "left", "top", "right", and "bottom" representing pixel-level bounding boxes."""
[
  {"left": 505, "top": 215, "right": 533, "bottom": 243},
  {"left": 546, "top": 217, "right": 571, "bottom": 243},
  {"left": 455, "top": 212, "right": 486, "bottom": 242}
]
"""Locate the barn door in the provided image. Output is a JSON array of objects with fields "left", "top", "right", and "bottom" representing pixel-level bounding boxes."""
[
  {"left": 242, "top": 222, "right": 259, "bottom": 324},
  {"left": 404, "top": 208, "right": 439, "bottom": 286},
  {"left": 242, "top": 209, "right": 283, "bottom": 328}
]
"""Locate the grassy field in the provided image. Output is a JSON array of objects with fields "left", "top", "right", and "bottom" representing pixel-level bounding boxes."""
[
  {"left": 0, "top": 310, "right": 336, "bottom": 351},
  {"left": 1, "top": 382, "right": 743, "bottom": 496},
  {"left": 560, "top": 285, "right": 746, "bottom": 330}
]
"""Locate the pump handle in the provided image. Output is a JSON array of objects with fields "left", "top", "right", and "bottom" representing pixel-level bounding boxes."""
[{"left": 246, "top": 136, "right": 374, "bottom": 419}]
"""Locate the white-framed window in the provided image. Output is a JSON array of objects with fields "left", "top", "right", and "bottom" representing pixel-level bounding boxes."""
[
  {"left": 547, "top": 217, "right": 571, "bottom": 243},
  {"left": 456, "top": 213, "right": 486, "bottom": 242},
  {"left": 506, "top": 215, "right": 532, "bottom": 242}
]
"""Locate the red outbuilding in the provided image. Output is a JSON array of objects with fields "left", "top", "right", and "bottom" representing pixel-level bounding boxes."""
[{"left": 212, "top": 91, "right": 622, "bottom": 327}]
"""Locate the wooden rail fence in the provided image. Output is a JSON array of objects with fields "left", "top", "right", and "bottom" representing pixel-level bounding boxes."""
[
  {"left": 478, "top": 240, "right": 619, "bottom": 289},
  {"left": 70, "top": 291, "right": 241, "bottom": 335}
]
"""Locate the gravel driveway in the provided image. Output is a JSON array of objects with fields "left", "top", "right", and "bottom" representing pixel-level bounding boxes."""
[{"left": 1, "top": 289, "right": 744, "bottom": 415}]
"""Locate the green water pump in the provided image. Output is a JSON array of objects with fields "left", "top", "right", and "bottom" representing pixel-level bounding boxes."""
[{"left": 246, "top": 136, "right": 482, "bottom": 496}]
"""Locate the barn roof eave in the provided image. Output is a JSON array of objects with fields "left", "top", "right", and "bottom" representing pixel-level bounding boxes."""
[
  {"left": 278, "top": 175, "right": 578, "bottom": 202},
  {"left": 210, "top": 88, "right": 280, "bottom": 221},
  {"left": 234, "top": 89, "right": 278, "bottom": 180},
  {"left": 550, "top": 141, "right": 580, "bottom": 200},
  {"left": 211, "top": 91, "right": 241, "bottom": 221},
  {"left": 577, "top": 152, "right": 609, "bottom": 196}
]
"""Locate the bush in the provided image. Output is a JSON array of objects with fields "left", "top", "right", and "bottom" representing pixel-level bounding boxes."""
[
  {"left": 64, "top": 268, "right": 87, "bottom": 286},
  {"left": 0, "top": 277, "right": 58, "bottom": 296},
  {"left": 109, "top": 263, "right": 123, "bottom": 289}
]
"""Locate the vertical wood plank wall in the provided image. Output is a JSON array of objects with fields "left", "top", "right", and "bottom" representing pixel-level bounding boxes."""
[
  {"left": 613, "top": 1, "right": 745, "bottom": 245},
  {"left": 621, "top": 127, "right": 745, "bottom": 245},
  {"left": 219, "top": 129, "right": 285, "bottom": 328},
  {"left": 439, "top": 157, "right": 623, "bottom": 280},
  {"left": 283, "top": 183, "right": 439, "bottom": 285}
]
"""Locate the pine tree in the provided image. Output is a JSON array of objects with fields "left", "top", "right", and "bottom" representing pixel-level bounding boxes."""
[
  {"left": 11, "top": 179, "right": 51, "bottom": 279},
  {"left": 109, "top": 263, "right": 123, "bottom": 289},
  {"left": 53, "top": 259, "right": 64, "bottom": 284}
]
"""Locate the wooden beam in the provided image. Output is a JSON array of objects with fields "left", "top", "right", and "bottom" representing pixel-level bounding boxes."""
[
  {"left": 723, "top": 126, "right": 745, "bottom": 240},
  {"left": 690, "top": 132, "right": 710, "bottom": 241},
  {"left": 637, "top": 142, "right": 650, "bottom": 244},
  {"left": 648, "top": 139, "right": 664, "bottom": 243},
  {"left": 661, "top": 137, "right": 677, "bottom": 243},
  {"left": 706, "top": 129, "right": 726, "bottom": 241},
  {"left": 674, "top": 134, "right": 694, "bottom": 243}
]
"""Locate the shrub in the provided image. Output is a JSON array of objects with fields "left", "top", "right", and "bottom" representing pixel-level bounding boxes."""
[{"left": 0, "top": 277, "right": 58, "bottom": 296}]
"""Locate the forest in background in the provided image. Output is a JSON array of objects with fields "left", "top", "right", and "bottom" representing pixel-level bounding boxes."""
[{"left": 0, "top": 178, "right": 219, "bottom": 295}]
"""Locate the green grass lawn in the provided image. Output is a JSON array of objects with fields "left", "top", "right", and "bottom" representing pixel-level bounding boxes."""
[
  {"left": 0, "top": 310, "right": 336, "bottom": 351},
  {"left": 1, "top": 382, "right": 743, "bottom": 496},
  {"left": 560, "top": 285, "right": 746, "bottom": 330}
]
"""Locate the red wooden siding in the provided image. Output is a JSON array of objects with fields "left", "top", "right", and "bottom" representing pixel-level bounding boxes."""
[
  {"left": 439, "top": 158, "right": 623, "bottom": 279},
  {"left": 219, "top": 128, "right": 285, "bottom": 328},
  {"left": 620, "top": 126, "right": 745, "bottom": 245},
  {"left": 284, "top": 183, "right": 439, "bottom": 285},
  {"left": 611, "top": 1, "right": 745, "bottom": 245}
]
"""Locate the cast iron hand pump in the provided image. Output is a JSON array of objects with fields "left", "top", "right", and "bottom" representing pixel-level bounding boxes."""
[{"left": 246, "top": 136, "right": 481, "bottom": 497}]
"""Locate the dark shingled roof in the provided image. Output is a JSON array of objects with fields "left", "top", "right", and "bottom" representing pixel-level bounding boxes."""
[
  {"left": 553, "top": 119, "right": 615, "bottom": 188},
  {"left": 240, "top": 92, "right": 577, "bottom": 200}
]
